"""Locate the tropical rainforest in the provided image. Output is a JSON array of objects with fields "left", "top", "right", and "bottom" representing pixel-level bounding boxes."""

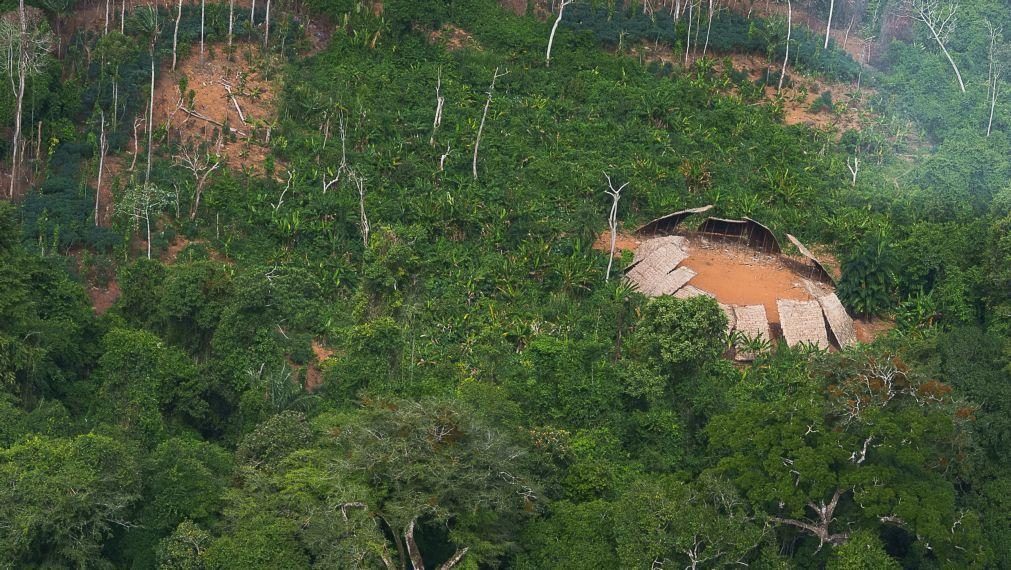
[{"left": 1, "top": 0, "right": 1010, "bottom": 567}]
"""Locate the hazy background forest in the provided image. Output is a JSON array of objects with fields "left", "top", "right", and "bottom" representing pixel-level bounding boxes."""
[{"left": 1, "top": 0, "right": 1010, "bottom": 567}]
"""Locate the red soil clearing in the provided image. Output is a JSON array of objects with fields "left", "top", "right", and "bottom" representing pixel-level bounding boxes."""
[{"left": 680, "top": 239, "right": 814, "bottom": 324}]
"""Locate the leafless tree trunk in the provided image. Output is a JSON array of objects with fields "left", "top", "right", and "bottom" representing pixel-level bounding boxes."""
[
  {"left": 473, "top": 67, "right": 507, "bottom": 181},
  {"left": 105, "top": 0, "right": 111, "bottom": 35},
  {"left": 546, "top": 0, "right": 573, "bottom": 67},
  {"left": 430, "top": 69, "right": 444, "bottom": 146},
  {"left": 985, "top": 20, "right": 1003, "bottom": 137},
  {"left": 172, "top": 0, "right": 182, "bottom": 69},
  {"left": 910, "top": 0, "right": 966, "bottom": 93},
  {"left": 3, "top": 1, "right": 52, "bottom": 198},
  {"left": 264, "top": 0, "right": 271, "bottom": 49},
  {"left": 95, "top": 110, "right": 107, "bottom": 225},
  {"left": 603, "top": 172, "right": 629, "bottom": 282},
  {"left": 146, "top": 50, "right": 156, "bottom": 184},
  {"left": 405, "top": 519, "right": 424, "bottom": 570},
  {"left": 770, "top": 488, "right": 850, "bottom": 550},
  {"left": 175, "top": 144, "right": 222, "bottom": 219},
  {"left": 778, "top": 0, "right": 792, "bottom": 93},
  {"left": 685, "top": 0, "right": 693, "bottom": 65},
  {"left": 847, "top": 155, "right": 859, "bottom": 186},
  {"left": 824, "top": 0, "right": 835, "bottom": 49},
  {"left": 200, "top": 0, "right": 206, "bottom": 60},
  {"left": 351, "top": 170, "right": 369, "bottom": 247},
  {"left": 228, "top": 0, "right": 235, "bottom": 48},
  {"left": 120, "top": 0, "right": 125, "bottom": 34},
  {"left": 702, "top": 0, "right": 714, "bottom": 58}
]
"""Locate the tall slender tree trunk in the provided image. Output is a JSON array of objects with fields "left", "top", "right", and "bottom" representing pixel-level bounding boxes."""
[
  {"left": 263, "top": 0, "right": 271, "bottom": 49},
  {"left": 684, "top": 0, "right": 693, "bottom": 65},
  {"left": 104, "top": 0, "right": 110, "bottom": 35},
  {"left": 200, "top": 0, "right": 206, "bottom": 59},
  {"left": 172, "top": 0, "right": 182, "bottom": 69},
  {"left": 988, "top": 78, "right": 1000, "bottom": 137},
  {"left": 250, "top": 0, "right": 256, "bottom": 29},
  {"left": 546, "top": 0, "right": 571, "bottom": 67},
  {"left": 120, "top": 0, "right": 126, "bottom": 33},
  {"left": 778, "top": 0, "right": 791, "bottom": 93},
  {"left": 9, "top": 0, "right": 27, "bottom": 198},
  {"left": 702, "top": 0, "right": 714, "bottom": 58},
  {"left": 96, "top": 110, "right": 107, "bottom": 225},
  {"left": 228, "top": 0, "right": 234, "bottom": 48},
  {"left": 146, "top": 50, "right": 155, "bottom": 185},
  {"left": 824, "top": 0, "right": 834, "bottom": 49}
]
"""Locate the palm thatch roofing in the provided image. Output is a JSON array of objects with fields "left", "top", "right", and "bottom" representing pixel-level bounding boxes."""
[
  {"left": 786, "top": 234, "right": 835, "bottom": 284},
  {"left": 733, "top": 304, "right": 770, "bottom": 361},
  {"left": 624, "top": 236, "right": 696, "bottom": 297},
  {"left": 636, "top": 205, "right": 714, "bottom": 236},
  {"left": 674, "top": 285, "right": 714, "bottom": 299},
  {"left": 778, "top": 299, "right": 830, "bottom": 348},
  {"left": 696, "top": 217, "right": 782, "bottom": 253},
  {"left": 818, "top": 293, "right": 858, "bottom": 348}
]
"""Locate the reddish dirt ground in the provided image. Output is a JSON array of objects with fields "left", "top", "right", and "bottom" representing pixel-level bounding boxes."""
[
  {"left": 854, "top": 317, "right": 895, "bottom": 344},
  {"left": 87, "top": 279, "right": 121, "bottom": 315},
  {"left": 305, "top": 340, "right": 333, "bottom": 392},
  {"left": 153, "top": 42, "right": 278, "bottom": 176},
  {"left": 429, "top": 24, "right": 481, "bottom": 51},
  {"left": 680, "top": 238, "right": 815, "bottom": 324},
  {"left": 592, "top": 231, "right": 641, "bottom": 256}
]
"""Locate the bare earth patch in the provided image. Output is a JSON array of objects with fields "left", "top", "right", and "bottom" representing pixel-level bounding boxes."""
[
  {"left": 429, "top": 24, "right": 480, "bottom": 51},
  {"left": 87, "top": 279, "right": 121, "bottom": 315},
  {"left": 592, "top": 231, "right": 641, "bottom": 256},
  {"left": 305, "top": 340, "right": 333, "bottom": 392},
  {"left": 153, "top": 43, "right": 278, "bottom": 176},
  {"left": 680, "top": 238, "right": 818, "bottom": 325}
]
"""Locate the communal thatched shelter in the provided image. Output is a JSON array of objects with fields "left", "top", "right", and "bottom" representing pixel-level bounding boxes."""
[
  {"left": 674, "top": 285, "right": 714, "bottom": 299},
  {"left": 733, "top": 305, "right": 771, "bottom": 361},
  {"left": 786, "top": 234, "right": 835, "bottom": 284},
  {"left": 818, "top": 293, "right": 858, "bottom": 348},
  {"left": 636, "top": 205, "right": 714, "bottom": 236},
  {"left": 778, "top": 299, "right": 830, "bottom": 348},
  {"left": 696, "top": 216, "right": 782, "bottom": 253},
  {"left": 624, "top": 237, "right": 697, "bottom": 297}
]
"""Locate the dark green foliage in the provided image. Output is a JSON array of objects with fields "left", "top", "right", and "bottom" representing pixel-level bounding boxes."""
[{"left": 838, "top": 233, "right": 897, "bottom": 317}]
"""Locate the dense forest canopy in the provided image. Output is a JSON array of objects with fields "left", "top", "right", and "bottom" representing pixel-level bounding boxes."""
[{"left": 0, "top": 0, "right": 1010, "bottom": 567}]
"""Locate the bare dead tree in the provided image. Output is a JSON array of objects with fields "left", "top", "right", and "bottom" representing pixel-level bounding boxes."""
[
  {"left": 824, "top": 0, "right": 835, "bottom": 49},
  {"left": 684, "top": 0, "right": 693, "bottom": 65},
  {"left": 770, "top": 488, "right": 850, "bottom": 550},
  {"left": 172, "top": 0, "right": 182, "bottom": 69},
  {"left": 1, "top": 6, "right": 53, "bottom": 198},
  {"left": 909, "top": 0, "right": 966, "bottom": 93},
  {"left": 273, "top": 169, "right": 293, "bottom": 211},
  {"left": 95, "top": 110, "right": 108, "bottom": 225},
  {"left": 264, "top": 0, "right": 271, "bottom": 49},
  {"left": 200, "top": 0, "right": 206, "bottom": 60},
  {"left": 473, "top": 67, "right": 508, "bottom": 181},
  {"left": 228, "top": 0, "right": 235, "bottom": 48},
  {"left": 174, "top": 141, "right": 222, "bottom": 220},
  {"left": 603, "top": 172, "right": 629, "bottom": 282},
  {"left": 702, "top": 0, "right": 715, "bottom": 58},
  {"left": 778, "top": 0, "right": 792, "bottom": 93},
  {"left": 439, "top": 145, "right": 451, "bottom": 172},
  {"left": 985, "top": 20, "right": 1004, "bottom": 137},
  {"left": 430, "top": 68, "right": 445, "bottom": 146},
  {"left": 349, "top": 170, "right": 369, "bottom": 247},
  {"left": 139, "top": 5, "right": 162, "bottom": 186},
  {"left": 545, "top": 0, "right": 573, "bottom": 67},
  {"left": 847, "top": 155, "right": 859, "bottom": 186}
]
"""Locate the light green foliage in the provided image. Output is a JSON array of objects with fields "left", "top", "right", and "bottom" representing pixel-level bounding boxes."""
[
  {"left": 827, "top": 530, "right": 900, "bottom": 570},
  {"left": 0, "top": 434, "right": 140, "bottom": 567},
  {"left": 614, "top": 474, "right": 764, "bottom": 568}
]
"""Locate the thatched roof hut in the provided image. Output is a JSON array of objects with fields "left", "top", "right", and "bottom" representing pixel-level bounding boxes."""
[
  {"left": 696, "top": 217, "right": 782, "bottom": 253},
  {"left": 818, "top": 293, "right": 858, "bottom": 348},
  {"left": 786, "top": 234, "right": 835, "bottom": 284},
  {"left": 636, "top": 205, "right": 714, "bottom": 236},
  {"left": 778, "top": 299, "right": 830, "bottom": 348}
]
